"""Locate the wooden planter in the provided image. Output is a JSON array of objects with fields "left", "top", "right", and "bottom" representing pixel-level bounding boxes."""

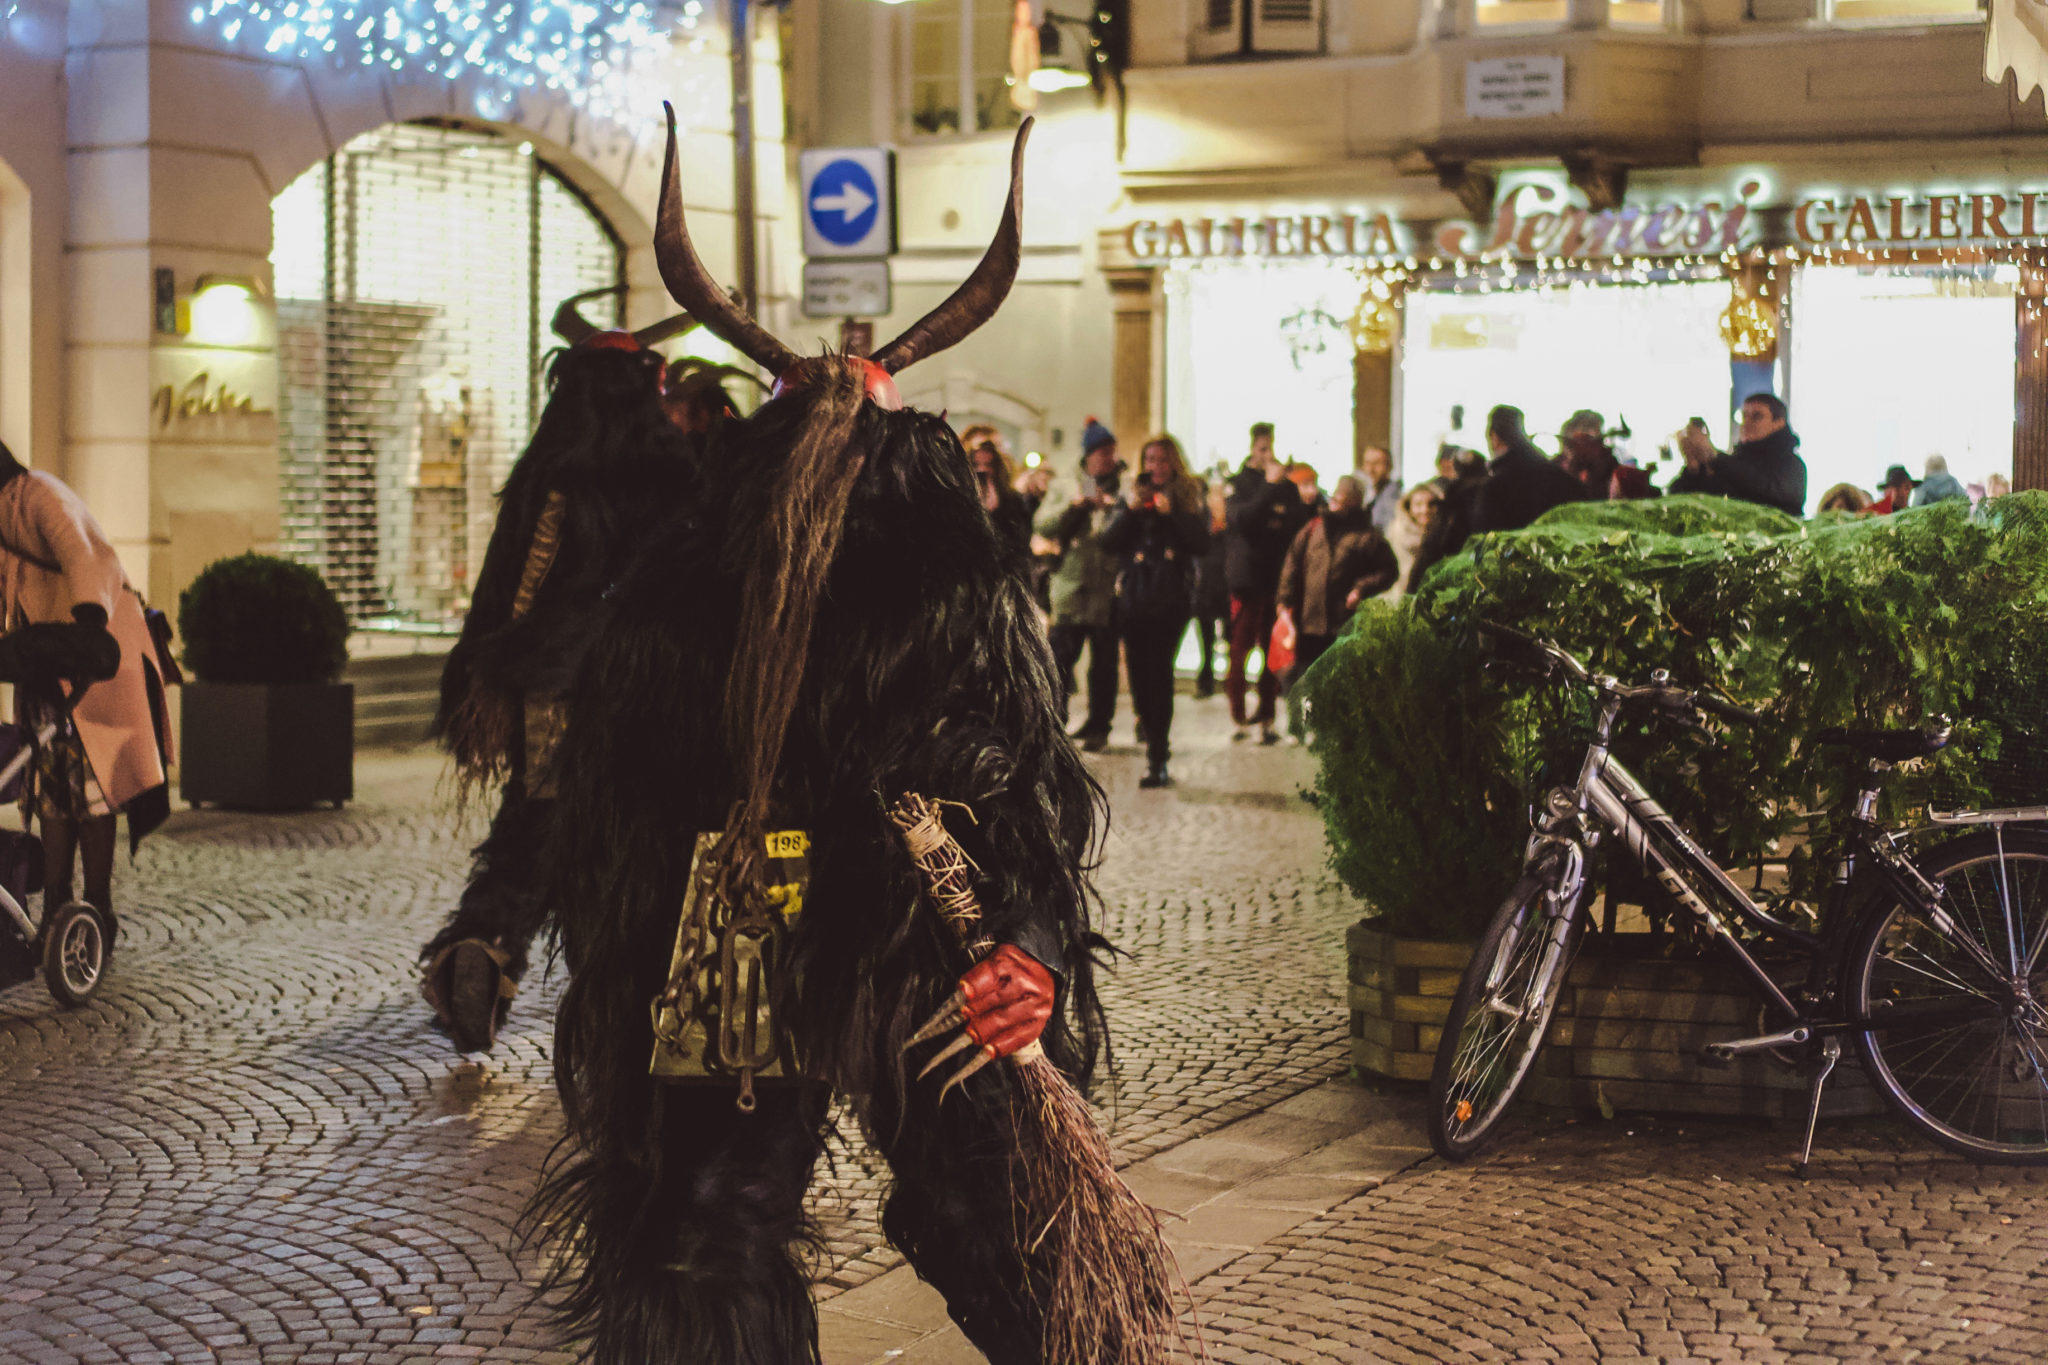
[
  {"left": 180, "top": 681, "right": 355, "bottom": 810},
  {"left": 1347, "top": 918, "right": 1879, "bottom": 1121}
]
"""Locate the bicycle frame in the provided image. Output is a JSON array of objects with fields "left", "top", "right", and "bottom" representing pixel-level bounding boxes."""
[{"left": 1541, "top": 691, "right": 2002, "bottom": 1036}]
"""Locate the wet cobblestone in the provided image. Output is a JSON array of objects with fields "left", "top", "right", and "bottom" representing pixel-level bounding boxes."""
[
  {"left": 0, "top": 696, "right": 1352, "bottom": 1360},
  {"left": 1187, "top": 1115, "right": 2048, "bottom": 1363}
]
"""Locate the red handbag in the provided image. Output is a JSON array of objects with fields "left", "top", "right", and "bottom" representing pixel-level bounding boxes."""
[{"left": 1268, "top": 611, "right": 1297, "bottom": 674}]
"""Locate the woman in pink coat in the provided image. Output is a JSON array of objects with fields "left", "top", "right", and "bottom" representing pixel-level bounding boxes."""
[{"left": 0, "top": 441, "right": 173, "bottom": 945}]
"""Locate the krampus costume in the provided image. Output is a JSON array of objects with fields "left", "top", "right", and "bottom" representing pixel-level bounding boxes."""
[
  {"left": 528, "top": 109, "right": 1181, "bottom": 1364},
  {"left": 420, "top": 290, "right": 698, "bottom": 1052}
]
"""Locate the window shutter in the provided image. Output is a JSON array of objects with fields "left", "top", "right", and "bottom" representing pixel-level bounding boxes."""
[
  {"left": 1250, "top": 0, "right": 1321, "bottom": 52},
  {"left": 1190, "top": 0, "right": 1243, "bottom": 58}
]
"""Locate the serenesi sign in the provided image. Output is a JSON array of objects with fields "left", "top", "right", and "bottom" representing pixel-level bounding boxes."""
[
  {"left": 1117, "top": 179, "right": 2048, "bottom": 266},
  {"left": 1119, "top": 183, "right": 1762, "bottom": 264}
]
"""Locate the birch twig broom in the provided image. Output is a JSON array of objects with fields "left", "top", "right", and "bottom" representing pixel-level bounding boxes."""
[{"left": 888, "top": 792, "right": 1198, "bottom": 1365}]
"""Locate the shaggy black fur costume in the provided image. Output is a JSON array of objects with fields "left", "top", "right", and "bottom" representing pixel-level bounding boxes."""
[
  {"left": 424, "top": 343, "right": 696, "bottom": 985},
  {"left": 532, "top": 366, "right": 1110, "bottom": 1364}
]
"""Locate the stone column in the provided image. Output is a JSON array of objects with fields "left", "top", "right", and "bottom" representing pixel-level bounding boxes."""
[
  {"left": 66, "top": 0, "right": 285, "bottom": 604},
  {"left": 1353, "top": 351, "right": 1394, "bottom": 467},
  {"left": 2017, "top": 254, "right": 2048, "bottom": 494},
  {"left": 1105, "top": 267, "right": 1160, "bottom": 449},
  {"left": 1352, "top": 284, "right": 1401, "bottom": 467}
]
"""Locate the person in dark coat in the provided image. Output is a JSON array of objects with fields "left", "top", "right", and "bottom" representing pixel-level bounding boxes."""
[
  {"left": 1099, "top": 435, "right": 1210, "bottom": 788},
  {"left": 1190, "top": 476, "right": 1229, "bottom": 698},
  {"left": 1222, "top": 422, "right": 1313, "bottom": 744},
  {"left": 1667, "top": 418, "right": 1722, "bottom": 497},
  {"left": 962, "top": 426, "right": 1033, "bottom": 575},
  {"left": 1560, "top": 409, "right": 1657, "bottom": 502},
  {"left": 1671, "top": 394, "right": 1807, "bottom": 516},
  {"left": 1469, "top": 404, "right": 1594, "bottom": 535},
  {"left": 1275, "top": 474, "right": 1398, "bottom": 691}
]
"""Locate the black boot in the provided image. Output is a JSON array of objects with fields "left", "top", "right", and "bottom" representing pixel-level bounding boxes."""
[
  {"left": 38, "top": 813, "right": 76, "bottom": 939},
  {"left": 1139, "top": 761, "right": 1172, "bottom": 789},
  {"left": 79, "top": 814, "right": 118, "bottom": 953}
]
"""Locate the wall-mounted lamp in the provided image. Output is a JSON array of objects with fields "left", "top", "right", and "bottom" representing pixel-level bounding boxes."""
[
  {"left": 186, "top": 274, "right": 264, "bottom": 347},
  {"left": 1029, "top": 18, "right": 1095, "bottom": 92}
]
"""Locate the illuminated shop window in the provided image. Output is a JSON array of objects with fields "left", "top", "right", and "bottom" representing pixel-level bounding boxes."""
[
  {"left": 1828, "top": 0, "right": 1980, "bottom": 19},
  {"left": 1790, "top": 266, "right": 2012, "bottom": 504},
  {"left": 907, "top": 0, "right": 1024, "bottom": 137},
  {"left": 1400, "top": 280, "right": 1732, "bottom": 490}
]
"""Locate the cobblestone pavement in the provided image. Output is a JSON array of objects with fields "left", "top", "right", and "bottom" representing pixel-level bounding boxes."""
[
  {"left": 1192, "top": 1113, "right": 2048, "bottom": 1364},
  {"left": 0, "top": 693, "right": 1355, "bottom": 1362}
]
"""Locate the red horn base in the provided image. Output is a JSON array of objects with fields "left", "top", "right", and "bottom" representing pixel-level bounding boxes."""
[{"left": 771, "top": 356, "right": 903, "bottom": 411}]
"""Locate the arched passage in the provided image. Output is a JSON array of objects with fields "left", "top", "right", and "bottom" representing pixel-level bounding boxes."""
[{"left": 269, "top": 120, "right": 625, "bottom": 624}]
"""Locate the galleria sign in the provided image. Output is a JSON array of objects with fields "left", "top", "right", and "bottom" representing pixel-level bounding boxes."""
[{"left": 1121, "top": 180, "right": 2048, "bottom": 264}]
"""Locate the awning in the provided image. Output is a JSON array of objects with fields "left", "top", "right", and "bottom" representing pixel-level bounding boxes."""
[{"left": 1987, "top": 0, "right": 2048, "bottom": 106}]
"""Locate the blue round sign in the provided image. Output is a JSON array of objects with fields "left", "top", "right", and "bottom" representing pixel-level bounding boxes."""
[{"left": 807, "top": 159, "right": 882, "bottom": 249}]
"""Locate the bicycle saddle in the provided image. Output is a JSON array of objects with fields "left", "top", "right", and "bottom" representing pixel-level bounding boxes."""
[{"left": 1814, "top": 721, "right": 1952, "bottom": 763}]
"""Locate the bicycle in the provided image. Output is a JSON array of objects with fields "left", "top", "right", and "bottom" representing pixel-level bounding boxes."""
[{"left": 1428, "top": 621, "right": 2048, "bottom": 1172}]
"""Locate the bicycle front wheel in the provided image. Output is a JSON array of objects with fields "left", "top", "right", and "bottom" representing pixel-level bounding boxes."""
[
  {"left": 1848, "top": 827, "right": 2048, "bottom": 1164},
  {"left": 1429, "top": 862, "right": 1584, "bottom": 1161}
]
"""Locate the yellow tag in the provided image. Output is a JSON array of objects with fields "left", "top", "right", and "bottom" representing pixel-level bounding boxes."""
[{"left": 766, "top": 829, "right": 810, "bottom": 859}]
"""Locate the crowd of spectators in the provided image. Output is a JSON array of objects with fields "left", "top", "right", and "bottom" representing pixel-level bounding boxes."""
[{"left": 957, "top": 392, "right": 2020, "bottom": 780}]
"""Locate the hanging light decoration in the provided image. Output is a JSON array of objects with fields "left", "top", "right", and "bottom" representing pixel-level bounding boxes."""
[
  {"left": 1349, "top": 277, "right": 1399, "bottom": 355},
  {"left": 1719, "top": 287, "right": 1778, "bottom": 360},
  {"left": 187, "top": 0, "right": 686, "bottom": 120}
]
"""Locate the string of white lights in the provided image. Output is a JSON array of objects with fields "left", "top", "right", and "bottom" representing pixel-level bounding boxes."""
[{"left": 185, "top": 0, "right": 704, "bottom": 122}]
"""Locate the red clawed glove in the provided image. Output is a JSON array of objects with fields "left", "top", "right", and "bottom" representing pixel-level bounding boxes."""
[{"left": 959, "top": 943, "right": 1056, "bottom": 1059}]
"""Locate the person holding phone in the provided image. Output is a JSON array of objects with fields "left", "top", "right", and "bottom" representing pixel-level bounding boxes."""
[
  {"left": 1035, "top": 419, "right": 1125, "bottom": 749},
  {"left": 1099, "top": 435, "right": 1208, "bottom": 788}
]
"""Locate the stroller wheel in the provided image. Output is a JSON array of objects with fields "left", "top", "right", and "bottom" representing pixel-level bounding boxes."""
[{"left": 42, "top": 902, "right": 106, "bottom": 1007}]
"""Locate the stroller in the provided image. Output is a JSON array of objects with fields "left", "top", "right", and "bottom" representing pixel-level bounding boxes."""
[{"left": 0, "top": 603, "right": 123, "bottom": 1007}]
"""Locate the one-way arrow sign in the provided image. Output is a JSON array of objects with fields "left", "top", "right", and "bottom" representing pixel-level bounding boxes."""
[
  {"left": 812, "top": 181, "right": 875, "bottom": 223},
  {"left": 799, "top": 147, "right": 896, "bottom": 259}
]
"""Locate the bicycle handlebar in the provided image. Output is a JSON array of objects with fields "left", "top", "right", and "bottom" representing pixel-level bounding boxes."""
[
  {"left": 1475, "top": 620, "right": 1590, "bottom": 682},
  {"left": 1475, "top": 619, "right": 1761, "bottom": 729}
]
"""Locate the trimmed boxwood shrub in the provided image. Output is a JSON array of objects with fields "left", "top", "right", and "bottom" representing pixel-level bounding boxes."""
[
  {"left": 177, "top": 553, "right": 350, "bottom": 686},
  {"left": 1297, "top": 492, "right": 2048, "bottom": 941}
]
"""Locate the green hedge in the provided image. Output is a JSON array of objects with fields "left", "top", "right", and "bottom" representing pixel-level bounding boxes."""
[{"left": 1297, "top": 492, "right": 2048, "bottom": 941}]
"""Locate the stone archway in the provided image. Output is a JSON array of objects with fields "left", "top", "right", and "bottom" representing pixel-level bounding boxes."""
[{"left": 899, "top": 370, "right": 1052, "bottom": 464}]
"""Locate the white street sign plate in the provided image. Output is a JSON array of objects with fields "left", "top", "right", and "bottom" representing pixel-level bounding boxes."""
[
  {"left": 800, "top": 147, "right": 897, "bottom": 258},
  {"left": 802, "top": 260, "right": 892, "bottom": 319},
  {"left": 1465, "top": 56, "right": 1566, "bottom": 120}
]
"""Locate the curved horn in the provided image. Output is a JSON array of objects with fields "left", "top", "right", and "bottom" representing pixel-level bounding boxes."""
[
  {"left": 655, "top": 102, "right": 798, "bottom": 376},
  {"left": 632, "top": 313, "right": 701, "bottom": 347},
  {"left": 871, "top": 117, "right": 1031, "bottom": 376},
  {"left": 551, "top": 285, "right": 621, "bottom": 345}
]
